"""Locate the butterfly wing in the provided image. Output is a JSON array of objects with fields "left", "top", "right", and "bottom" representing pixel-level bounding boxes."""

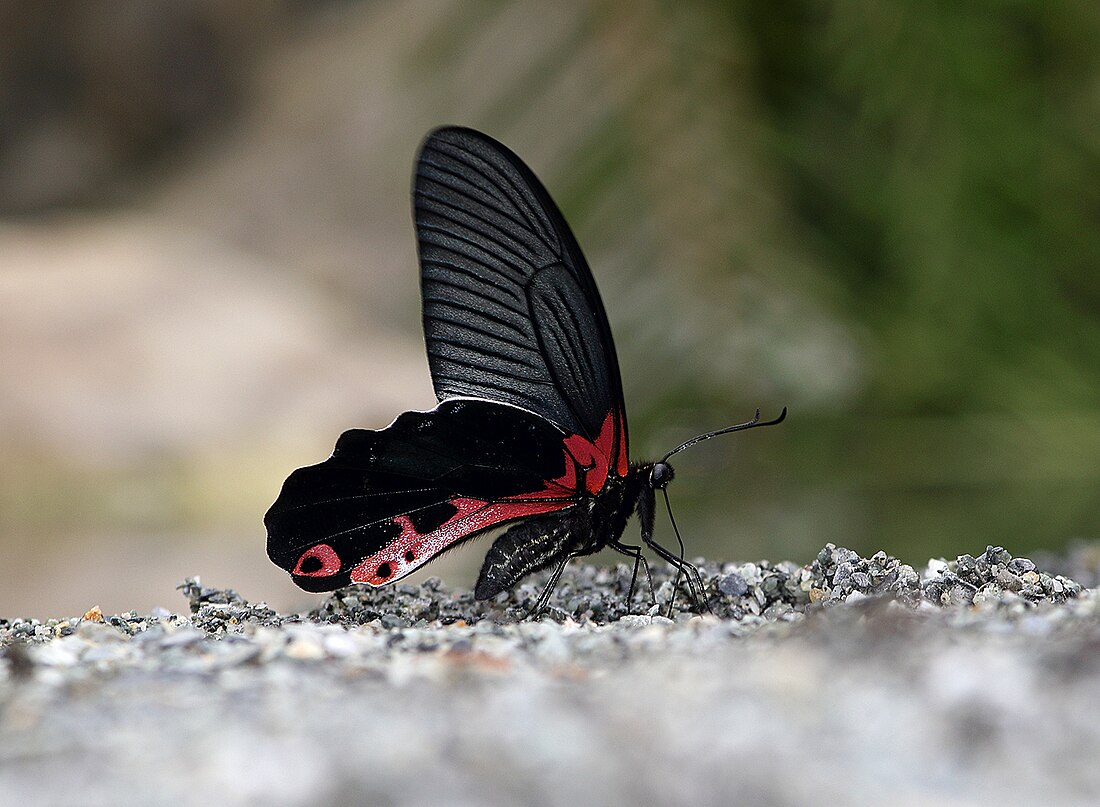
[
  {"left": 415, "top": 127, "right": 628, "bottom": 477},
  {"left": 268, "top": 128, "right": 633, "bottom": 595},
  {"left": 265, "top": 399, "right": 582, "bottom": 592}
]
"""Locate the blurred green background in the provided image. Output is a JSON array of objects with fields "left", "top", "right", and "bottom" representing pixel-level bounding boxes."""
[{"left": 2, "top": 1, "right": 1098, "bottom": 618}]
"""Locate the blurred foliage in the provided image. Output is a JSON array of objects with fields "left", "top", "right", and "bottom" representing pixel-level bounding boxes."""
[
  {"left": 730, "top": 0, "right": 1100, "bottom": 415},
  {"left": 722, "top": 1, "right": 1100, "bottom": 556}
]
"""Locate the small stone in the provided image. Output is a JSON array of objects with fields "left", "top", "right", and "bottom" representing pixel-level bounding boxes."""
[
  {"left": 896, "top": 566, "right": 920, "bottom": 586},
  {"left": 1008, "top": 558, "right": 1036, "bottom": 574},
  {"left": 322, "top": 632, "right": 359, "bottom": 658},
  {"left": 566, "top": 596, "right": 588, "bottom": 614},
  {"left": 762, "top": 602, "right": 793, "bottom": 619},
  {"left": 942, "top": 584, "right": 975, "bottom": 607},
  {"left": 717, "top": 573, "right": 749, "bottom": 597},
  {"left": 76, "top": 621, "right": 126, "bottom": 643},
  {"left": 832, "top": 564, "right": 853, "bottom": 587},
  {"left": 760, "top": 574, "right": 782, "bottom": 597},
  {"left": 926, "top": 558, "right": 948, "bottom": 576},
  {"left": 380, "top": 614, "right": 408, "bottom": 630}
]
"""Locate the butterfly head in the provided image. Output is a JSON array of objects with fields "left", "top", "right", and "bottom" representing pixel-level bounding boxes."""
[{"left": 648, "top": 461, "right": 675, "bottom": 490}]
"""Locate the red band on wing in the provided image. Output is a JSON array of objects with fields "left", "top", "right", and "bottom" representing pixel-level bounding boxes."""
[
  {"left": 350, "top": 410, "right": 628, "bottom": 588},
  {"left": 349, "top": 496, "right": 573, "bottom": 585},
  {"left": 615, "top": 414, "right": 628, "bottom": 477}
]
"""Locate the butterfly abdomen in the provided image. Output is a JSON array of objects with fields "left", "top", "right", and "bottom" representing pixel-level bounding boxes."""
[
  {"left": 474, "top": 509, "right": 591, "bottom": 600},
  {"left": 474, "top": 469, "right": 644, "bottom": 601}
]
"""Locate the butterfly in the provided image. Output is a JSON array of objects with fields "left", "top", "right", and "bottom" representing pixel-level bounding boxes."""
[{"left": 265, "top": 126, "right": 785, "bottom": 612}]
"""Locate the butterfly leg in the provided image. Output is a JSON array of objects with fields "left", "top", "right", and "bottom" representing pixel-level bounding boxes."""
[
  {"left": 636, "top": 487, "right": 710, "bottom": 615},
  {"left": 641, "top": 535, "right": 708, "bottom": 615},
  {"left": 526, "top": 549, "right": 586, "bottom": 619},
  {"left": 608, "top": 538, "right": 653, "bottom": 613}
]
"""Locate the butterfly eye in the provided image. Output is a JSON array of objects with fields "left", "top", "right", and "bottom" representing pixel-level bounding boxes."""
[
  {"left": 293, "top": 544, "right": 341, "bottom": 576},
  {"left": 649, "top": 462, "right": 674, "bottom": 489}
]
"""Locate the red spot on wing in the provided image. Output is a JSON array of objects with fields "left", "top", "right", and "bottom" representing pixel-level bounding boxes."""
[{"left": 293, "top": 543, "right": 342, "bottom": 577}]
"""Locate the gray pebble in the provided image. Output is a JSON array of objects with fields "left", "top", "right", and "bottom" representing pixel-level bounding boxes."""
[
  {"left": 380, "top": 614, "right": 408, "bottom": 630},
  {"left": 718, "top": 573, "right": 749, "bottom": 597}
]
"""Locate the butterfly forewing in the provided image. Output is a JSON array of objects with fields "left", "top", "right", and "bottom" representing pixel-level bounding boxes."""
[{"left": 415, "top": 127, "right": 628, "bottom": 463}]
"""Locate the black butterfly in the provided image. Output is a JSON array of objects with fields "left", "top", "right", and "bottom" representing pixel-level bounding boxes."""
[{"left": 265, "top": 126, "right": 785, "bottom": 612}]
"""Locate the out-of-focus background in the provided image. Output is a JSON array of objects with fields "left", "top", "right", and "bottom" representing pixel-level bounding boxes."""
[{"left": 2, "top": 1, "right": 1098, "bottom": 619}]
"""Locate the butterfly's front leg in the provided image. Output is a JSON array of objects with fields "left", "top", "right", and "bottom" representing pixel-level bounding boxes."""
[
  {"left": 635, "top": 482, "right": 710, "bottom": 615},
  {"left": 607, "top": 538, "right": 653, "bottom": 614}
]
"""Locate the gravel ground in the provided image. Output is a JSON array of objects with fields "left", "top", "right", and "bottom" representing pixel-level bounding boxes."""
[{"left": 3, "top": 544, "right": 1100, "bottom": 807}]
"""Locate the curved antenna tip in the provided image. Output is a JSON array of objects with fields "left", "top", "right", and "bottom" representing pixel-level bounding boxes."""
[{"left": 659, "top": 404, "right": 789, "bottom": 463}]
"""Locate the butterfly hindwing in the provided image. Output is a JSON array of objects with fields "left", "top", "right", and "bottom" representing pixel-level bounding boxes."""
[
  {"left": 415, "top": 127, "right": 628, "bottom": 469},
  {"left": 265, "top": 399, "right": 583, "bottom": 592}
]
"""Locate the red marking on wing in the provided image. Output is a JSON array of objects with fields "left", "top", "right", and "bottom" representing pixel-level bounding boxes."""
[
  {"left": 293, "top": 543, "right": 342, "bottom": 577},
  {"left": 615, "top": 412, "right": 628, "bottom": 477},
  {"left": 552, "top": 411, "right": 626, "bottom": 495},
  {"left": 349, "top": 496, "right": 573, "bottom": 585},
  {"left": 349, "top": 410, "right": 629, "bottom": 588}
]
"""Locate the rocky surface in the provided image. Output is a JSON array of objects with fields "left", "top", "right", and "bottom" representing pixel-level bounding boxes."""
[{"left": 3, "top": 544, "right": 1100, "bottom": 806}]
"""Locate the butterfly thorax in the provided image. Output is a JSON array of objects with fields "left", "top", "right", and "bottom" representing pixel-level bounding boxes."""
[{"left": 587, "top": 466, "right": 644, "bottom": 547}]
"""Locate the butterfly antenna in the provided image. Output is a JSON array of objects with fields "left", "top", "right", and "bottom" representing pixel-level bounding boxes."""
[{"left": 659, "top": 407, "right": 787, "bottom": 465}]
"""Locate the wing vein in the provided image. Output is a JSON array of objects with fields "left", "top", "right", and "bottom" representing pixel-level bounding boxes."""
[
  {"left": 421, "top": 270, "right": 527, "bottom": 315},
  {"left": 422, "top": 294, "right": 530, "bottom": 338},
  {"left": 416, "top": 208, "right": 537, "bottom": 278},
  {"left": 429, "top": 333, "right": 547, "bottom": 373},
  {"left": 421, "top": 144, "right": 558, "bottom": 253},
  {"left": 424, "top": 309, "right": 536, "bottom": 352}
]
